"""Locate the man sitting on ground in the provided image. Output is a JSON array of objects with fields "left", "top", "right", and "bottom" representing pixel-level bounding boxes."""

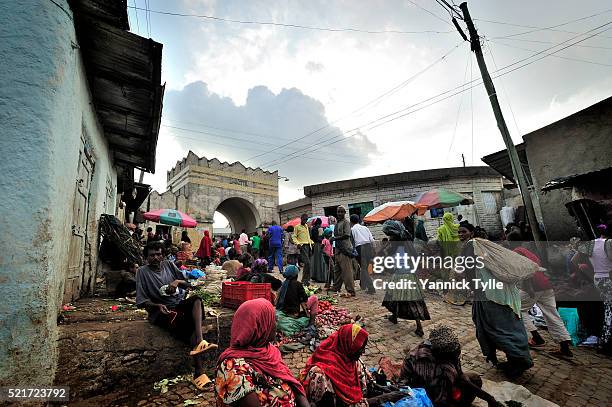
[{"left": 136, "top": 242, "right": 217, "bottom": 390}]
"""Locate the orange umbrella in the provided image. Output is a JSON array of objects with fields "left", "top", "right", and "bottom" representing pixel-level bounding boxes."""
[{"left": 363, "top": 201, "right": 427, "bottom": 223}]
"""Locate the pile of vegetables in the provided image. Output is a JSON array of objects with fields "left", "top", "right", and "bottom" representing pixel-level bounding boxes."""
[
  {"left": 304, "top": 285, "right": 320, "bottom": 296},
  {"left": 316, "top": 295, "right": 338, "bottom": 305},
  {"left": 186, "top": 288, "right": 221, "bottom": 307},
  {"left": 318, "top": 300, "right": 333, "bottom": 312},
  {"left": 316, "top": 307, "right": 352, "bottom": 328}
]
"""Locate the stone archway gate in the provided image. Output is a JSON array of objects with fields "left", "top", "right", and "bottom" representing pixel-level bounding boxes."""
[{"left": 144, "top": 151, "right": 279, "bottom": 244}]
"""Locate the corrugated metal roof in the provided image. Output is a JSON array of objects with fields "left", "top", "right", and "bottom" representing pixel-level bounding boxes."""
[
  {"left": 481, "top": 143, "right": 533, "bottom": 186},
  {"left": 542, "top": 167, "right": 612, "bottom": 191}
]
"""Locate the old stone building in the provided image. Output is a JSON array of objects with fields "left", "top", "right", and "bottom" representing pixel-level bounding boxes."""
[
  {"left": 145, "top": 152, "right": 279, "bottom": 243},
  {"left": 281, "top": 166, "right": 504, "bottom": 239}
]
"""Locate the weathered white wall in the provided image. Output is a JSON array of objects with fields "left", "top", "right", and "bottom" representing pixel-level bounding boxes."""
[{"left": 0, "top": 0, "right": 117, "bottom": 386}]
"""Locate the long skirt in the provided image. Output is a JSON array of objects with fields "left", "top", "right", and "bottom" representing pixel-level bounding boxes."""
[
  {"left": 310, "top": 243, "right": 327, "bottom": 283},
  {"left": 595, "top": 276, "right": 612, "bottom": 350},
  {"left": 472, "top": 299, "right": 532, "bottom": 365},
  {"left": 382, "top": 272, "right": 430, "bottom": 320}
]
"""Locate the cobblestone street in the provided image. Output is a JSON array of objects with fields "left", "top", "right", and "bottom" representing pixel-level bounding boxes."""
[{"left": 119, "top": 284, "right": 612, "bottom": 407}]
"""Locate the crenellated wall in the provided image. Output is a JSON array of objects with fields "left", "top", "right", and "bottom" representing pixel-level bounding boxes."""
[{"left": 144, "top": 152, "right": 279, "bottom": 245}]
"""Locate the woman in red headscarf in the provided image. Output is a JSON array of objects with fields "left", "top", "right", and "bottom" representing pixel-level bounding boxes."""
[
  {"left": 215, "top": 298, "right": 309, "bottom": 407},
  {"left": 300, "top": 323, "right": 370, "bottom": 406},
  {"left": 196, "top": 230, "right": 213, "bottom": 266}
]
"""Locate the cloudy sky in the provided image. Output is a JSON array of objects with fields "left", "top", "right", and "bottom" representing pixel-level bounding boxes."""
[{"left": 129, "top": 0, "right": 612, "bottom": 221}]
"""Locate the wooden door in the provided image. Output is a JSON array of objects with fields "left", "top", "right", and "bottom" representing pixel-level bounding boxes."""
[{"left": 63, "top": 140, "right": 94, "bottom": 304}]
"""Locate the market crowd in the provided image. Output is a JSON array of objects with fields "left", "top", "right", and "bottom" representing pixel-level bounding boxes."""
[{"left": 117, "top": 207, "right": 612, "bottom": 406}]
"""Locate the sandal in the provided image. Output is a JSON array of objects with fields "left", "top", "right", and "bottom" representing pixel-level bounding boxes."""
[
  {"left": 192, "top": 373, "right": 212, "bottom": 390},
  {"left": 189, "top": 339, "right": 218, "bottom": 356},
  {"left": 528, "top": 338, "right": 545, "bottom": 348}
]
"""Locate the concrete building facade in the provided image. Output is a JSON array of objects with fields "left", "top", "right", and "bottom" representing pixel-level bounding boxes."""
[
  {"left": 279, "top": 197, "right": 313, "bottom": 224},
  {"left": 483, "top": 96, "right": 612, "bottom": 240},
  {"left": 145, "top": 152, "right": 279, "bottom": 244},
  {"left": 281, "top": 167, "right": 504, "bottom": 239},
  {"left": 0, "top": 0, "right": 163, "bottom": 387}
]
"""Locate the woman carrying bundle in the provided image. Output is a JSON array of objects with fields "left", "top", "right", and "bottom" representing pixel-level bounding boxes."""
[{"left": 459, "top": 222, "right": 533, "bottom": 378}]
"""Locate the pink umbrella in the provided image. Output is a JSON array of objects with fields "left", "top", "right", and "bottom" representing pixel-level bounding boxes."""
[
  {"left": 282, "top": 217, "right": 301, "bottom": 229},
  {"left": 143, "top": 209, "right": 197, "bottom": 228},
  {"left": 308, "top": 216, "right": 329, "bottom": 228}
]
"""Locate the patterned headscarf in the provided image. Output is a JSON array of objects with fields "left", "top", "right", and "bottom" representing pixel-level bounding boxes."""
[{"left": 382, "top": 220, "right": 409, "bottom": 241}]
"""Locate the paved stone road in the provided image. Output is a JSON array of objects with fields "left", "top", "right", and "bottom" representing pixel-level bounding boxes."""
[{"left": 132, "top": 285, "right": 612, "bottom": 407}]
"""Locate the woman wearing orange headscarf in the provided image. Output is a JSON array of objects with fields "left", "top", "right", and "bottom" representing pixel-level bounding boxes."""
[{"left": 300, "top": 324, "right": 370, "bottom": 406}]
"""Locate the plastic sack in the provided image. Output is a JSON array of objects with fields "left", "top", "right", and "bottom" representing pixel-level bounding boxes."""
[
  {"left": 382, "top": 388, "right": 433, "bottom": 407},
  {"left": 188, "top": 269, "right": 205, "bottom": 279},
  {"left": 558, "top": 307, "right": 580, "bottom": 346},
  {"left": 472, "top": 238, "right": 539, "bottom": 283},
  {"left": 499, "top": 206, "right": 516, "bottom": 227}
]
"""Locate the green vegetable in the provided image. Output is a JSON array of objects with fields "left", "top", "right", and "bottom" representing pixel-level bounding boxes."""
[{"left": 188, "top": 289, "right": 221, "bottom": 306}]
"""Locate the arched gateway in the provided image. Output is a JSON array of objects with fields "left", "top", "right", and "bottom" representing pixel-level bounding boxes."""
[{"left": 144, "top": 151, "right": 278, "bottom": 241}]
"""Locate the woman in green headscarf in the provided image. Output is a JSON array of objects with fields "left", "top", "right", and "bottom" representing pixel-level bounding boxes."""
[
  {"left": 437, "top": 212, "right": 460, "bottom": 257},
  {"left": 437, "top": 213, "right": 466, "bottom": 305}
]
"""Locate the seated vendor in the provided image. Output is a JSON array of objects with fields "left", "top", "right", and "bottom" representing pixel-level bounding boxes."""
[
  {"left": 236, "top": 253, "right": 254, "bottom": 280},
  {"left": 238, "top": 258, "right": 283, "bottom": 289},
  {"left": 300, "top": 324, "right": 370, "bottom": 407},
  {"left": 237, "top": 258, "right": 283, "bottom": 303},
  {"left": 400, "top": 325, "right": 498, "bottom": 407},
  {"left": 136, "top": 242, "right": 217, "bottom": 390},
  {"left": 275, "top": 265, "right": 318, "bottom": 336}
]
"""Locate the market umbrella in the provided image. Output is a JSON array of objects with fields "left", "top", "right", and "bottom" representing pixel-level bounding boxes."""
[
  {"left": 143, "top": 209, "right": 198, "bottom": 228},
  {"left": 415, "top": 188, "right": 473, "bottom": 209},
  {"left": 308, "top": 216, "right": 329, "bottom": 228},
  {"left": 282, "top": 217, "right": 301, "bottom": 229},
  {"left": 363, "top": 201, "right": 427, "bottom": 223}
]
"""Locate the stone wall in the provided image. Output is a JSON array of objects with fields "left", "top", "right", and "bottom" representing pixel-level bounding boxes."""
[
  {"left": 523, "top": 97, "right": 612, "bottom": 240},
  {"left": 0, "top": 0, "right": 118, "bottom": 387},
  {"left": 143, "top": 152, "right": 279, "bottom": 243}
]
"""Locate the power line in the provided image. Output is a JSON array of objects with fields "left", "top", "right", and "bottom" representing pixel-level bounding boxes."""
[
  {"left": 489, "top": 39, "right": 612, "bottom": 67},
  {"left": 126, "top": 5, "right": 454, "bottom": 35},
  {"left": 244, "top": 42, "right": 462, "bottom": 165},
  {"left": 131, "top": 0, "right": 140, "bottom": 34},
  {"left": 491, "top": 36, "right": 612, "bottom": 51},
  {"left": 144, "top": 0, "right": 151, "bottom": 37},
  {"left": 162, "top": 123, "right": 372, "bottom": 160},
  {"left": 265, "top": 21, "right": 612, "bottom": 168},
  {"left": 470, "top": 52, "right": 474, "bottom": 165},
  {"left": 484, "top": 41, "right": 522, "bottom": 137},
  {"left": 446, "top": 48, "right": 471, "bottom": 160},
  {"left": 483, "top": 9, "right": 612, "bottom": 39},
  {"left": 161, "top": 126, "right": 366, "bottom": 167},
  {"left": 406, "top": 0, "right": 454, "bottom": 27}
]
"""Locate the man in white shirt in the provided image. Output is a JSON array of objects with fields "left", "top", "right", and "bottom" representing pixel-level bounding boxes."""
[
  {"left": 350, "top": 214, "right": 375, "bottom": 294},
  {"left": 239, "top": 229, "right": 249, "bottom": 255}
]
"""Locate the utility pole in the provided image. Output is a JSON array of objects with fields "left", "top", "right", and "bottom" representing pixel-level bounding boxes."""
[{"left": 458, "top": 2, "right": 544, "bottom": 241}]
